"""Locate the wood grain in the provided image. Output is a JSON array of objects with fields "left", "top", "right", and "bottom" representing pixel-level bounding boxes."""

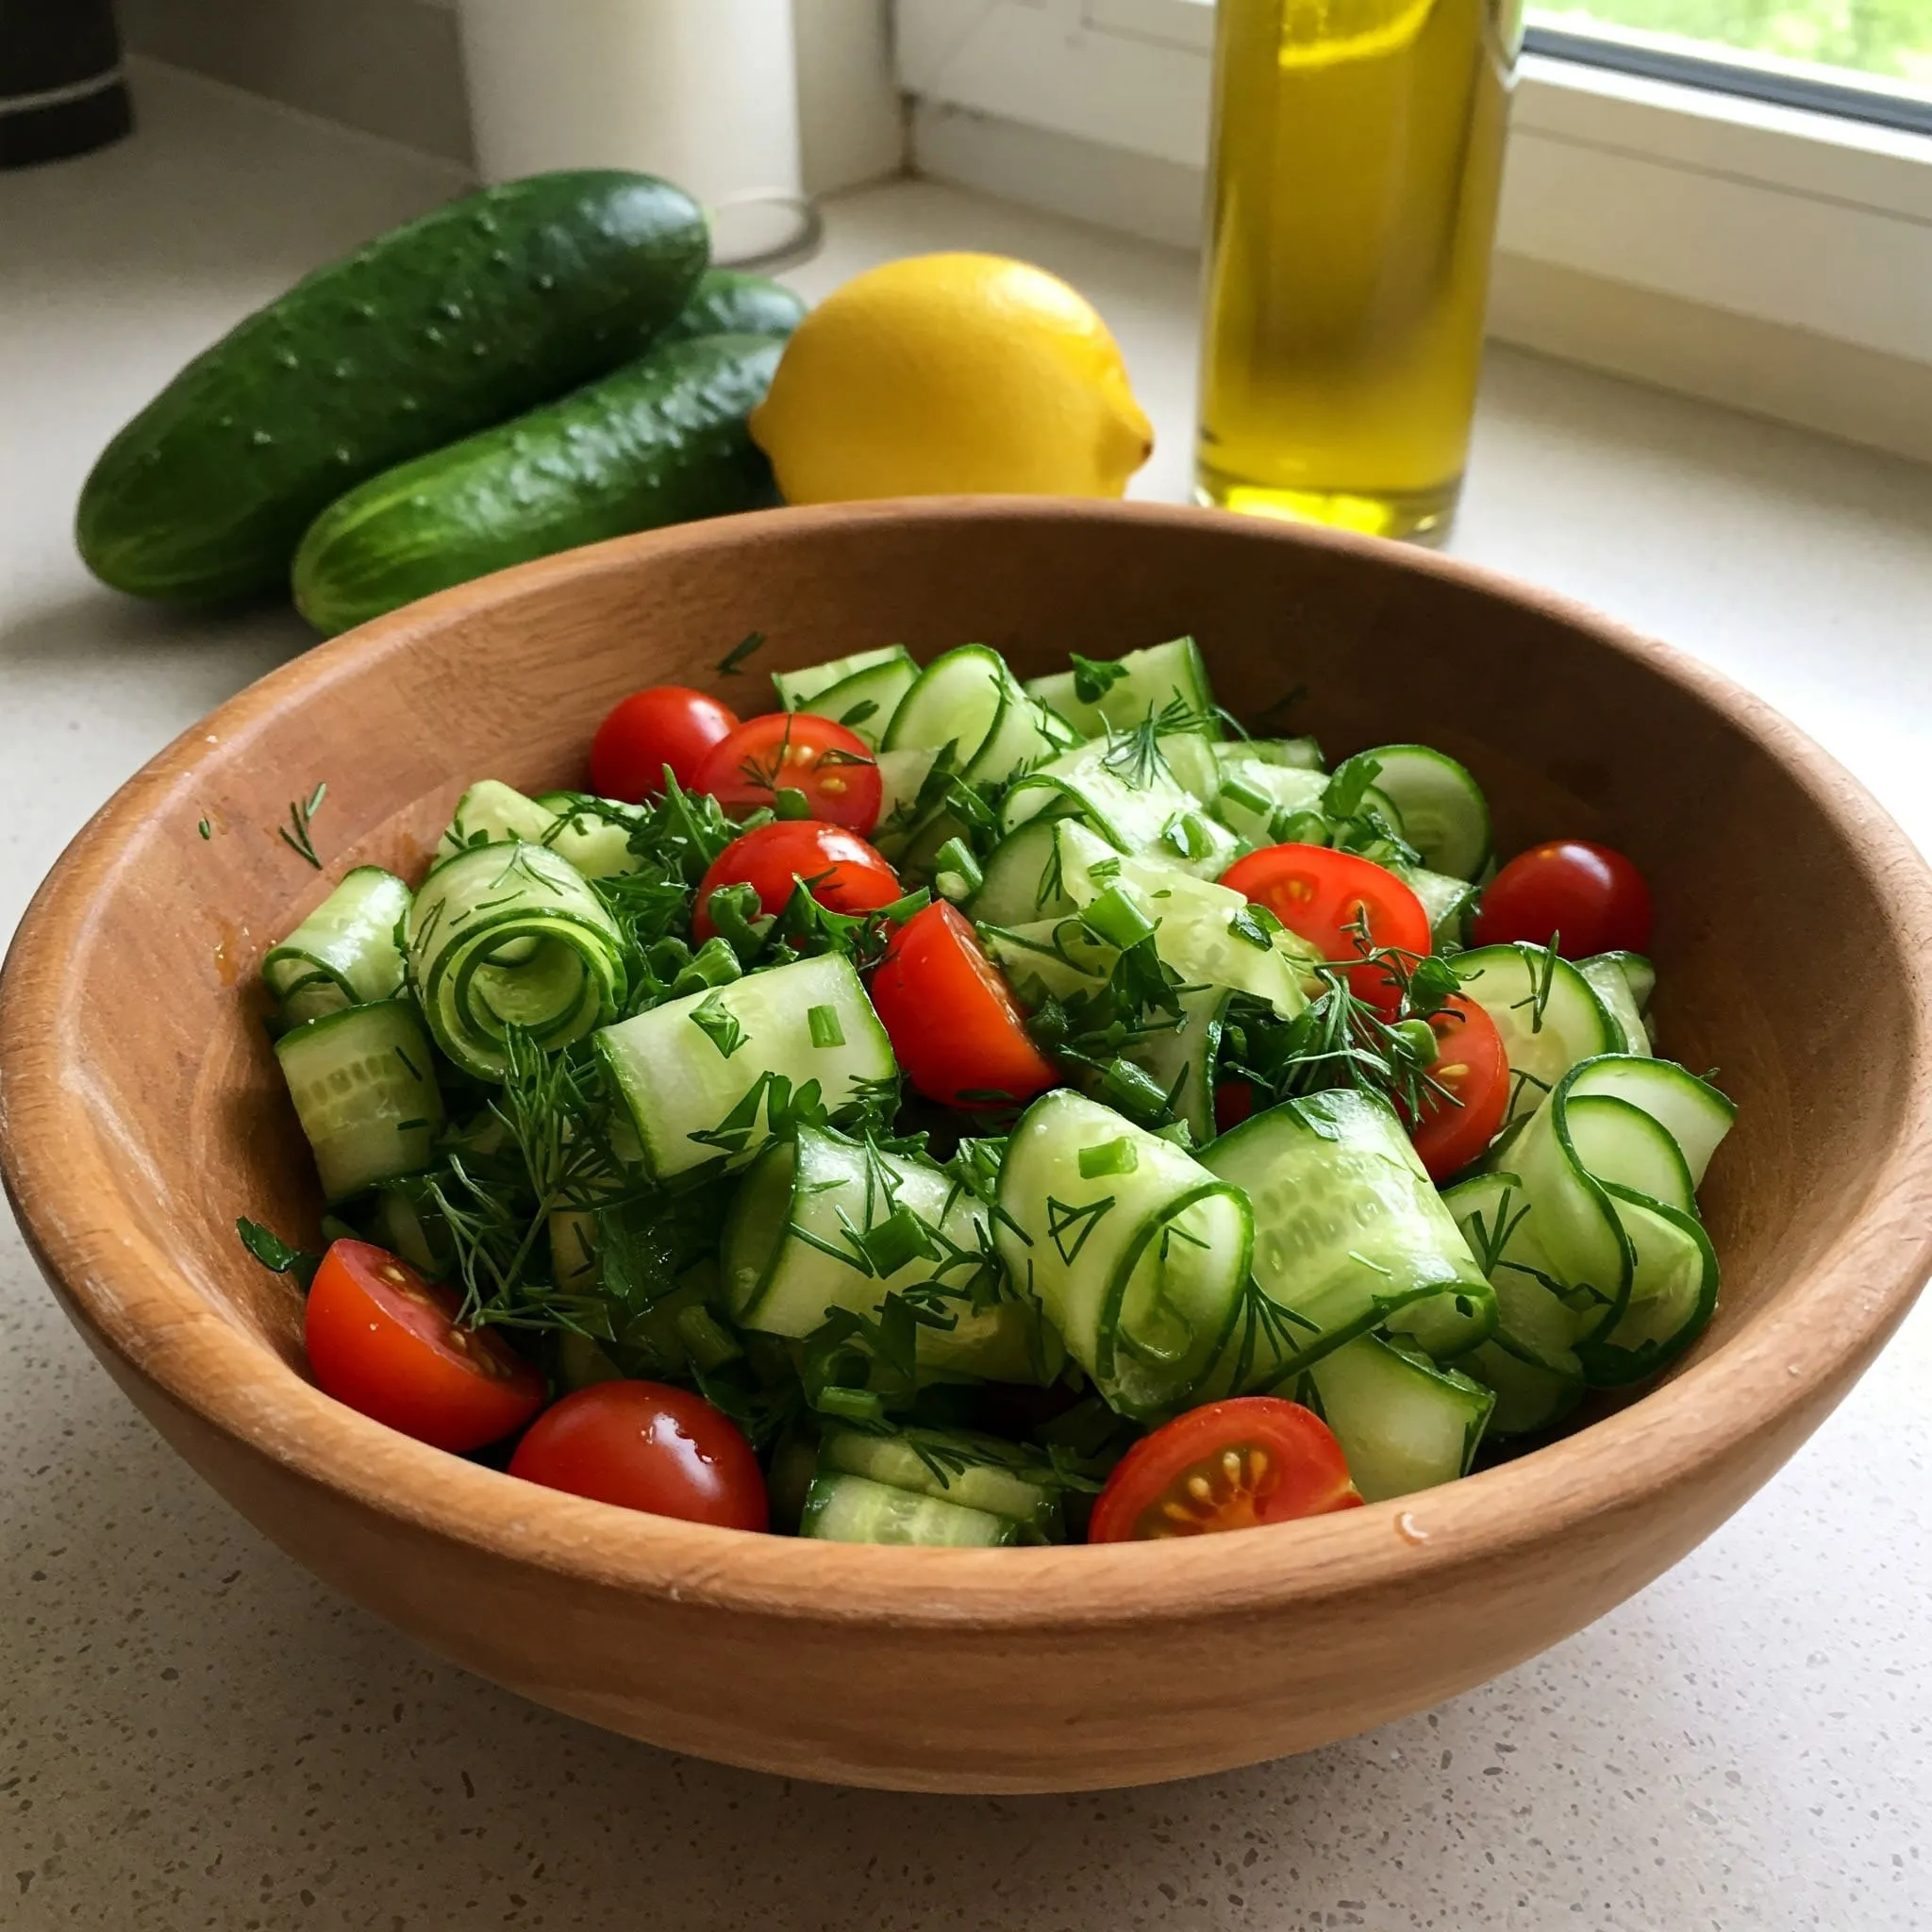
[{"left": 3, "top": 499, "right": 1929, "bottom": 1792}]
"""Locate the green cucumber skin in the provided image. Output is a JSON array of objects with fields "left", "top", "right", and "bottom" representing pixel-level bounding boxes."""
[
  {"left": 77, "top": 172, "right": 708, "bottom": 604},
  {"left": 658, "top": 271, "right": 807, "bottom": 346},
  {"left": 291, "top": 333, "right": 783, "bottom": 636}
]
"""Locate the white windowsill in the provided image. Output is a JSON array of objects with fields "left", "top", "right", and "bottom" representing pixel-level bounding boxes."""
[{"left": 894, "top": 0, "right": 1932, "bottom": 461}]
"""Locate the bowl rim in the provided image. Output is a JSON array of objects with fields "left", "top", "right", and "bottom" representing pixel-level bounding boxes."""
[{"left": 6, "top": 496, "right": 1932, "bottom": 1630}]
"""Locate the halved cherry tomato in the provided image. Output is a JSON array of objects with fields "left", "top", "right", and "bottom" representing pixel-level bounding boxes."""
[
  {"left": 591, "top": 686, "right": 740, "bottom": 801},
  {"left": 867, "top": 902, "right": 1060, "bottom": 1109},
  {"left": 1399, "top": 995, "right": 1510, "bottom": 1181},
  {"left": 691, "top": 713, "right": 882, "bottom": 835},
  {"left": 1219, "top": 844, "right": 1431, "bottom": 1014},
  {"left": 1088, "top": 1397, "right": 1361, "bottom": 1542},
  {"left": 1472, "top": 840, "right": 1653, "bottom": 958},
  {"left": 693, "top": 820, "right": 902, "bottom": 941},
  {"left": 303, "top": 1240, "right": 544, "bottom": 1453},
  {"left": 508, "top": 1380, "right": 769, "bottom": 1531}
]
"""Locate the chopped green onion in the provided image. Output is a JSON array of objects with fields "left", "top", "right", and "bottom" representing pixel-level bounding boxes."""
[
  {"left": 815, "top": 1385, "right": 886, "bottom": 1424},
  {"left": 1271, "top": 808, "right": 1328, "bottom": 847},
  {"left": 670, "top": 935, "right": 744, "bottom": 998},
  {"left": 859, "top": 1204, "right": 934, "bottom": 1277},
  {"left": 1077, "top": 1136, "right": 1140, "bottom": 1179},
  {"left": 1095, "top": 1056, "right": 1172, "bottom": 1124},
  {"left": 689, "top": 990, "right": 747, "bottom": 1060},
  {"left": 1393, "top": 1016, "right": 1440, "bottom": 1067},
  {"left": 931, "top": 838, "right": 984, "bottom": 904},
  {"left": 1080, "top": 885, "right": 1158, "bottom": 952},
  {"left": 675, "top": 1306, "right": 743, "bottom": 1372},
  {"left": 808, "top": 1003, "right": 845, "bottom": 1049},
  {"left": 1217, "top": 775, "right": 1273, "bottom": 818},
  {"left": 774, "top": 786, "right": 812, "bottom": 820},
  {"left": 1159, "top": 811, "right": 1215, "bottom": 861}
]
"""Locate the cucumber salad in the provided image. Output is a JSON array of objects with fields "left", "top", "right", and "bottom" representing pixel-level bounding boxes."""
[{"left": 244, "top": 634, "right": 1734, "bottom": 1547}]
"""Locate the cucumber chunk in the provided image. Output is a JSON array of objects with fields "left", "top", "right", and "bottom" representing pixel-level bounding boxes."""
[
  {"left": 1307, "top": 1333, "right": 1494, "bottom": 1502},
  {"left": 1024, "top": 637, "right": 1219, "bottom": 739},
  {"left": 261, "top": 866, "right": 411, "bottom": 1025},
  {"left": 995, "top": 1091, "right": 1253, "bottom": 1420},
  {"left": 275, "top": 999, "right": 444, "bottom": 1204},
  {"left": 799, "top": 1473, "right": 1021, "bottom": 1547},
  {"left": 1452, "top": 942, "right": 1619, "bottom": 1120},
  {"left": 818, "top": 1427, "right": 1065, "bottom": 1541},
  {"left": 598, "top": 953, "right": 895, "bottom": 1181},
  {"left": 1199, "top": 1091, "right": 1492, "bottom": 1395},
  {"left": 1563, "top": 1054, "right": 1735, "bottom": 1189}
]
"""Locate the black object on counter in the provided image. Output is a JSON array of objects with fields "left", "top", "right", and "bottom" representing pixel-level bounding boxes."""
[{"left": 1, "top": 0, "right": 132, "bottom": 168}]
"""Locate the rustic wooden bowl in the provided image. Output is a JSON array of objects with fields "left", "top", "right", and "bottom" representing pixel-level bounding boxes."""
[{"left": 4, "top": 500, "right": 1930, "bottom": 1793}]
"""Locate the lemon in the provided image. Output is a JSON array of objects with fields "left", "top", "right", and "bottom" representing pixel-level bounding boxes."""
[{"left": 750, "top": 253, "right": 1154, "bottom": 504}]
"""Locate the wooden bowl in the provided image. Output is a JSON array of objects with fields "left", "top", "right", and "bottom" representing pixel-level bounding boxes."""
[{"left": 5, "top": 501, "right": 1930, "bottom": 1794}]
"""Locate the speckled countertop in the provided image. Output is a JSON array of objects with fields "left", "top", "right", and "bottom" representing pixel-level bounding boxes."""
[{"left": 5, "top": 60, "right": 1930, "bottom": 1932}]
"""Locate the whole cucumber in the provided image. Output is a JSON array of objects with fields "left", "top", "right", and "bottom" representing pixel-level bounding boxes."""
[
  {"left": 658, "top": 270, "right": 808, "bottom": 347},
  {"left": 291, "top": 333, "right": 782, "bottom": 636},
  {"left": 78, "top": 172, "right": 708, "bottom": 604}
]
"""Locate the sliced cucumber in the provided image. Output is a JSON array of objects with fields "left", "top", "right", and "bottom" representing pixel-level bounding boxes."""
[
  {"left": 979, "top": 919, "right": 1109, "bottom": 1007},
  {"left": 1024, "top": 637, "right": 1218, "bottom": 738},
  {"left": 1125, "top": 982, "right": 1231, "bottom": 1147},
  {"left": 1001, "top": 737, "right": 1202, "bottom": 854},
  {"left": 1577, "top": 1184, "right": 1718, "bottom": 1386},
  {"left": 408, "top": 841, "right": 627, "bottom": 1079},
  {"left": 597, "top": 953, "right": 894, "bottom": 1180},
  {"left": 994, "top": 1091, "right": 1253, "bottom": 1420},
  {"left": 1600, "top": 951, "right": 1657, "bottom": 1017},
  {"left": 1307, "top": 1334, "right": 1494, "bottom": 1502},
  {"left": 1353, "top": 744, "right": 1491, "bottom": 879},
  {"left": 798, "top": 651, "right": 920, "bottom": 751},
  {"left": 531, "top": 792, "right": 644, "bottom": 880},
  {"left": 1209, "top": 763, "right": 1328, "bottom": 848},
  {"left": 1198, "top": 1091, "right": 1491, "bottom": 1396},
  {"left": 1452, "top": 942, "right": 1619, "bottom": 1121},
  {"left": 818, "top": 1427, "right": 1065, "bottom": 1541},
  {"left": 438, "top": 777, "right": 556, "bottom": 858},
  {"left": 1578, "top": 957, "right": 1651, "bottom": 1057},
  {"left": 798, "top": 1472, "right": 1021, "bottom": 1547},
  {"left": 274, "top": 999, "right": 444, "bottom": 1203},
  {"left": 870, "top": 746, "right": 940, "bottom": 858},
  {"left": 1460, "top": 1340, "right": 1584, "bottom": 1436},
  {"left": 921, "top": 1296, "right": 1068, "bottom": 1387},
  {"left": 883, "top": 644, "right": 1073, "bottom": 784},
  {"left": 1562, "top": 1054, "right": 1734, "bottom": 1190},
  {"left": 967, "top": 815, "right": 1082, "bottom": 928},
  {"left": 1215, "top": 736, "right": 1324, "bottom": 774},
  {"left": 261, "top": 866, "right": 411, "bottom": 1025},
  {"left": 724, "top": 1128, "right": 1000, "bottom": 1351},
  {"left": 773, "top": 644, "right": 910, "bottom": 713},
  {"left": 1399, "top": 865, "right": 1480, "bottom": 953}
]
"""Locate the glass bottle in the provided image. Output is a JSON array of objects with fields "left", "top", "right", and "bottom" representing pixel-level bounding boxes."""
[{"left": 1195, "top": 0, "right": 1523, "bottom": 541}]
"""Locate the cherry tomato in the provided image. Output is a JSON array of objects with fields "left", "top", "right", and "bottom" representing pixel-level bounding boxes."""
[
  {"left": 591, "top": 686, "right": 740, "bottom": 801},
  {"left": 1089, "top": 1397, "right": 1362, "bottom": 1542},
  {"left": 1399, "top": 996, "right": 1510, "bottom": 1181},
  {"left": 508, "top": 1380, "right": 769, "bottom": 1531},
  {"left": 1472, "top": 840, "right": 1653, "bottom": 958},
  {"left": 693, "top": 820, "right": 902, "bottom": 941},
  {"left": 303, "top": 1240, "right": 544, "bottom": 1453},
  {"left": 691, "top": 713, "right": 882, "bottom": 835},
  {"left": 868, "top": 902, "right": 1060, "bottom": 1110},
  {"left": 1219, "top": 844, "right": 1431, "bottom": 1015}
]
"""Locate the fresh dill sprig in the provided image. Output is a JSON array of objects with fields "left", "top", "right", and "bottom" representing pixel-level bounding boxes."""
[
  {"left": 715, "top": 630, "right": 767, "bottom": 676},
  {"left": 278, "top": 782, "right": 326, "bottom": 869}
]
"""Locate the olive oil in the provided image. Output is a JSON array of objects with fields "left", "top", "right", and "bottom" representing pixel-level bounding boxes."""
[{"left": 1195, "top": 0, "right": 1520, "bottom": 541}]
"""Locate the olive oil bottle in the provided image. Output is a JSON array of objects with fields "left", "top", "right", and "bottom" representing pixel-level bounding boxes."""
[{"left": 1195, "top": 0, "right": 1521, "bottom": 540}]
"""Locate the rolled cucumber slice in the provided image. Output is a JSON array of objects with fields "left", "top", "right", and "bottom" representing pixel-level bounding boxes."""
[
  {"left": 796, "top": 651, "right": 920, "bottom": 751},
  {"left": 598, "top": 952, "right": 894, "bottom": 1181},
  {"left": 1563, "top": 1054, "right": 1734, "bottom": 1190},
  {"left": 1024, "top": 637, "right": 1219, "bottom": 739},
  {"left": 408, "top": 841, "right": 626, "bottom": 1079},
  {"left": 773, "top": 645, "right": 910, "bottom": 712},
  {"left": 995, "top": 1091, "right": 1253, "bottom": 1420},
  {"left": 1578, "top": 956, "right": 1652, "bottom": 1057},
  {"left": 799, "top": 1472, "right": 1021, "bottom": 1547},
  {"left": 1460, "top": 1339, "right": 1584, "bottom": 1437},
  {"left": 883, "top": 644, "right": 1073, "bottom": 784},
  {"left": 1198, "top": 1091, "right": 1492, "bottom": 1396},
  {"left": 438, "top": 778, "right": 557, "bottom": 858},
  {"left": 531, "top": 792, "right": 645, "bottom": 880},
  {"left": 1352, "top": 744, "right": 1491, "bottom": 879},
  {"left": 1577, "top": 1183, "right": 1718, "bottom": 1386},
  {"left": 723, "top": 1127, "right": 1060, "bottom": 1387},
  {"left": 1452, "top": 941, "right": 1618, "bottom": 1120},
  {"left": 1307, "top": 1334, "right": 1494, "bottom": 1502},
  {"left": 818, "top": 1427, "right": 1065, "bottom": 1541},
  {"left": 261, "top": 866, "right": 411, "bottom": 1025},
  {"left": 275, "top": 998, "right": 444, "bottom": 1204}
]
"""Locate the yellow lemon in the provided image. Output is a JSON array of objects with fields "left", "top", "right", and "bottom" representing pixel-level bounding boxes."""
[{"left": 750, "top": 253, "right": 1154, "bottom": 503}]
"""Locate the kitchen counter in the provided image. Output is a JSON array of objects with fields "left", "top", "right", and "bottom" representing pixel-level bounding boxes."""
[{"left": 5, "top": 60, "right": 1930, "bottom": 1932}]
